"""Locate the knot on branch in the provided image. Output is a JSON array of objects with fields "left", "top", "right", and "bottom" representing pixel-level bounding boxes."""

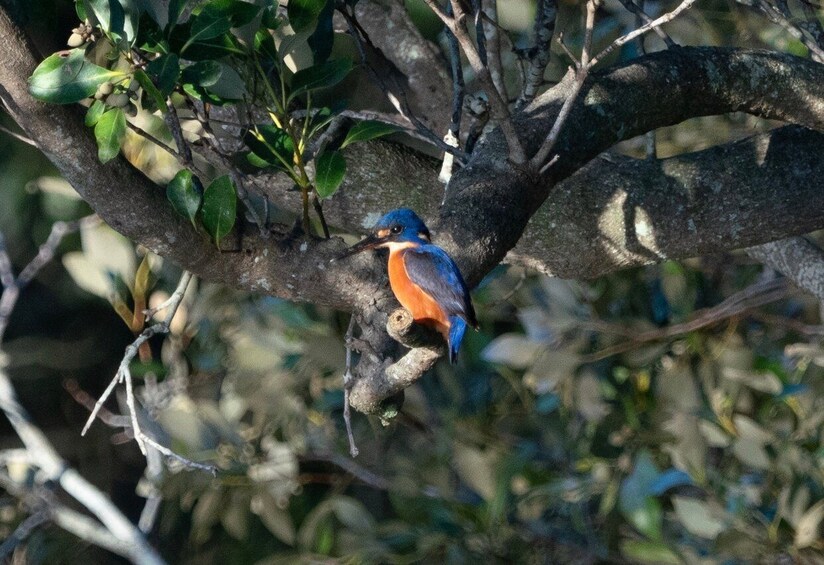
[{"left": 386, "top": 308, "right": 444, "bottom": 350}]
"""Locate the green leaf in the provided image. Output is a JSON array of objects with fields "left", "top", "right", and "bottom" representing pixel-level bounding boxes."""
[
  {"left": 244, "top": 126, "right": 295, "bottom": 170},
  {"left": 183, "top": 8, "right": 232, "bottom": 51},
  {"left": 307, "top": 0, "right": 334, "bottom": 63},
  {"left": 314, "top": 151, "right": 346, "bottom": 198},
  {"left": 29, "top": 49, "right": 124, "bottom": 104},
  {"left": 173, "top": 26, "right": 243, "bottom": 60},
  {"left": 287, "top": 0, "right": 326, "bottom": 32},
  {"left": 133, "top": 69, "right": 166, "bottom": 110},
  {"left": 94, "top": 107, "right": 127, "bottom": 163},
  {"left": 166, "top": 169, "right": 203, "bottom": 227},
  {"left": 261, "top": 5, "right": 282, "bottom": 29},
  {"left": 201, "top": 175, "right": 237, "bottom": 246},
  {"left": 619, "top": 450, "right": 663, "bottom": 540},
  {"left": 83, "top": 0, "right": 139, "bottom": 45},
  {"left": 85, "top": 99, "right": 106, "bottom": 127},
  {"left": 671, "top": 496, "right": 726, "bottom": 539},
  {"left": 208, "top": 0, "right": 262, "bottom": 27},
  {"left": 340, "top": 120, "right": 401, "bottom": 149},
  {"left": 182, "top": 61, "right": 222, "bottom": 88},
  {"left": 182, "top": 60, "right": 246, "bottom": 104},
  {"left": 145, "top": 53, "right": 180, "bottom": 97},
  {"left": 620, "top": 540, "right": 680, "bottom": 565},
  {"left": 168, "top": 0, "right": 185, "bottom": 28},
  {"left": 290, "top": 59, "right": 352, "bottom": 99},
  {"left": 141, "top": 0, "right": 171, "bottom": 29},
  {"left": 206, "top": 64, "right": 246, "bottom": 99}
]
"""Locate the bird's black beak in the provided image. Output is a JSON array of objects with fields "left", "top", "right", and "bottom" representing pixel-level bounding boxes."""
[{"left": 337, "top": 233, "right": 385, "bottom": 259}]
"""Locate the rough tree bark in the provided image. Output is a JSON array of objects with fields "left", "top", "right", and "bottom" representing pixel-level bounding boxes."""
[{"left": 0, "top": 4, "right": 822, "bottom": 414}]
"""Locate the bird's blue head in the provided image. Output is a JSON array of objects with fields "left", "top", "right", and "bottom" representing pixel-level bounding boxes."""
[{"left": 339, "top": 208, "right": 431, "bottom": 257}]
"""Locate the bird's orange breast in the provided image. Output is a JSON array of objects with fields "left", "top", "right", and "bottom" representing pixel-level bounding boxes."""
[{"left": 387, "top": 247, "right": 450, "bottom": 338}]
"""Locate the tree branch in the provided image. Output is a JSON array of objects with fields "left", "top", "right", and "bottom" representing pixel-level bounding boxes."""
[
  {"left": 514, "top": 126, "right": 824, "bottom": 278},
  {"left": 3, "top": 0, "right": 824, "bottom": 414},
  {"left": 746, "top": 237, "right": 824, "bottom": 302}
]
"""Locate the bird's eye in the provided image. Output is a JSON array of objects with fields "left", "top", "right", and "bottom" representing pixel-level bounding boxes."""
[{"left": 390, "top": 226, "right": 402, "bottom": 234}]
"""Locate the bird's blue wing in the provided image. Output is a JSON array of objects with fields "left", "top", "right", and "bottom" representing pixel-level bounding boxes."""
[{"left": 403, "top": 245, "right": 477, "bottom": 327}]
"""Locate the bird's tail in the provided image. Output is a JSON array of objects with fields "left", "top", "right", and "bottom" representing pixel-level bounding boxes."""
[{"left": 448, "top": 316, "right": 468, "bottom": 364}]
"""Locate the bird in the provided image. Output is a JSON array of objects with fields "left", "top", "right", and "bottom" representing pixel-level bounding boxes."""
[{"left": 339, "top": 208, "right": 477, "bottom": 363}]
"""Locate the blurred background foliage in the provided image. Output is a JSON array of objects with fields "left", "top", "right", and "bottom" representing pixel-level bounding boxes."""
[{"left": 1, "top": 0, "right": 823, "bottom": 563}]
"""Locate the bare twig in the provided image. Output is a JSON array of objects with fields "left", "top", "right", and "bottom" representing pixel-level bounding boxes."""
[
  {"left": 337, "top": 3, "right": 468, "bottom": 162},
  {"left": 615, "top": 0, "right": 676, "bottom": 47},
  {"left": 164, "top": 99, "right": 194, "bottom": 167},
  {"left": 0, "top": 509, "right": 49, "bottom": 559},
  {"left": 587, "top": 0, "right": 697, "bottom": 68},
  {"left": 530, "top": 0, "right": 697, "bottom": 172},
  {"left": 517, "top": 0, "right": 558, "bottom": 108},
  {"left": 0, "top": 365, "right": 166, "bottom": 564},
  {"left": 798, "top": 0, "right": 824, "bottom": 54},
  {"left": 80, "top": 271, "right": 212, "bottom": 475},
  {"left": 422, "top": 0, "right": 527, "bottom": 164},
  {"left": 140, "top": 434, "right": 217, "bottom": 475},
  {"left": 186, "top": 101, "right": 268, "bottom": 235},
  {"left": 342, "top": 315, "right": 359, "bottom": 458},
  {"left": 125, "top": 122, "right": 184, "bottom": 163},
  {"left": 82, "top": 272, "right": 192, "bottom": 439},
  {"left": 530, "top": 0, "right": 597, "bottom": 173},
  {"left": 580, "top": 277, "right": 790, "bottom": 362},
  {"left": 481, "top": 0, "right": 506, "bottom": 97},
  {"left": 752, "top": 0, "right": 824, "bottom": 62},
  {"left": 0, "top": 217, "right": 95, "bottom": 343},
  {"left": 439, "top": 2, "right": 465, "bottom": 184},
  {"left": 0, "top": 122, "right": 37, "bottom": 147}
]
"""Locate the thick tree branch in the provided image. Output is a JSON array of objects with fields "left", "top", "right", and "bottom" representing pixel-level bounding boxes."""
[
  {"left": 746, "top": 237, "right": 824, "bottom": 302},
  {"left": 2, "top": 0, "right": 823, "bottom": 414},
  {"left": 515, "top": 126, "right": 824, "bottom": 278},
  {"left": 433, "top": 47, "right": 824, "bottom": 287}
]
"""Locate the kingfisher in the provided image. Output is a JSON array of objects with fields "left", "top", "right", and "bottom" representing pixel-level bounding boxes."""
[{"left": 340, "top": 208, "right": 477, "bottom": 363}]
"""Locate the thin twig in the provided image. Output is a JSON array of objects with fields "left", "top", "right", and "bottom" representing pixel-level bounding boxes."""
[
  {"left": 337, "top": 3, "right": 468, "bottom": 162},
  {"left": 139, "top": 434, "right": 217, "bottom": 475},
  {"left": 798, "top": 0, "right": 824, "bottom": 54},
  {"left": 164, "top": 99, "right": 194, "bottom": 167},
  {"left": 615, "top": 0, "right": 676, "bottom": 47},
  {"left": 125, "top": 122, "right": 185, "bottom": 163},
  {"left": 530, "top": 0, "right": 697, "bottom": 172},
  {"left": 187, "top": 100, "right": 268, "bottom": 235},
  {"left": 530, "top": 0, "right": 597, "bottom": 172},
  {"left": 302, "top": 451, "right": 391, "bottom": 490},
  {"left": 481, "top": 0, "right": 506, "bottom": 97},
  {"left": 0, "top": 221, "right": 166, "bottom": 563},
  {"left": 0, "top": 122, "right": 37, "bottom": 147},
  {"left": 439, "top": 1, "right": 465, "bottom": 184},
  {"left": 587, "top": 0, "right": 697, "bottom": 68},
  {"left": 342, "top": 315, "right": 359, "bottom": 458},
  {"left": 579, "top": 277, "right": 790, "bottom": 362},
  {"left": 423, "top": 0, "right": 527, "bottom": 164},
  {"left": 0, "top": 509, "right": 49, "bottom": 560},
  {"left": 518, "top": 0, "right": 558, "bottom": 108},
  {"left": 64, "top": 379, "right": 130, "bottom": 427},
  {"left": 0, "top": 217, "right": 94, "bottom": 343},
  {"left": 81, "top": 272, "right": 204, "bottom": 474},
  {"left": 0, "top": 366, "right": 166, "bottom": 564},
  {"left": 752, "top": 0, "right": 824, "bottom": 61},
  {"left": 471, "top": 0, "right": 488, "bottom": 66}
]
